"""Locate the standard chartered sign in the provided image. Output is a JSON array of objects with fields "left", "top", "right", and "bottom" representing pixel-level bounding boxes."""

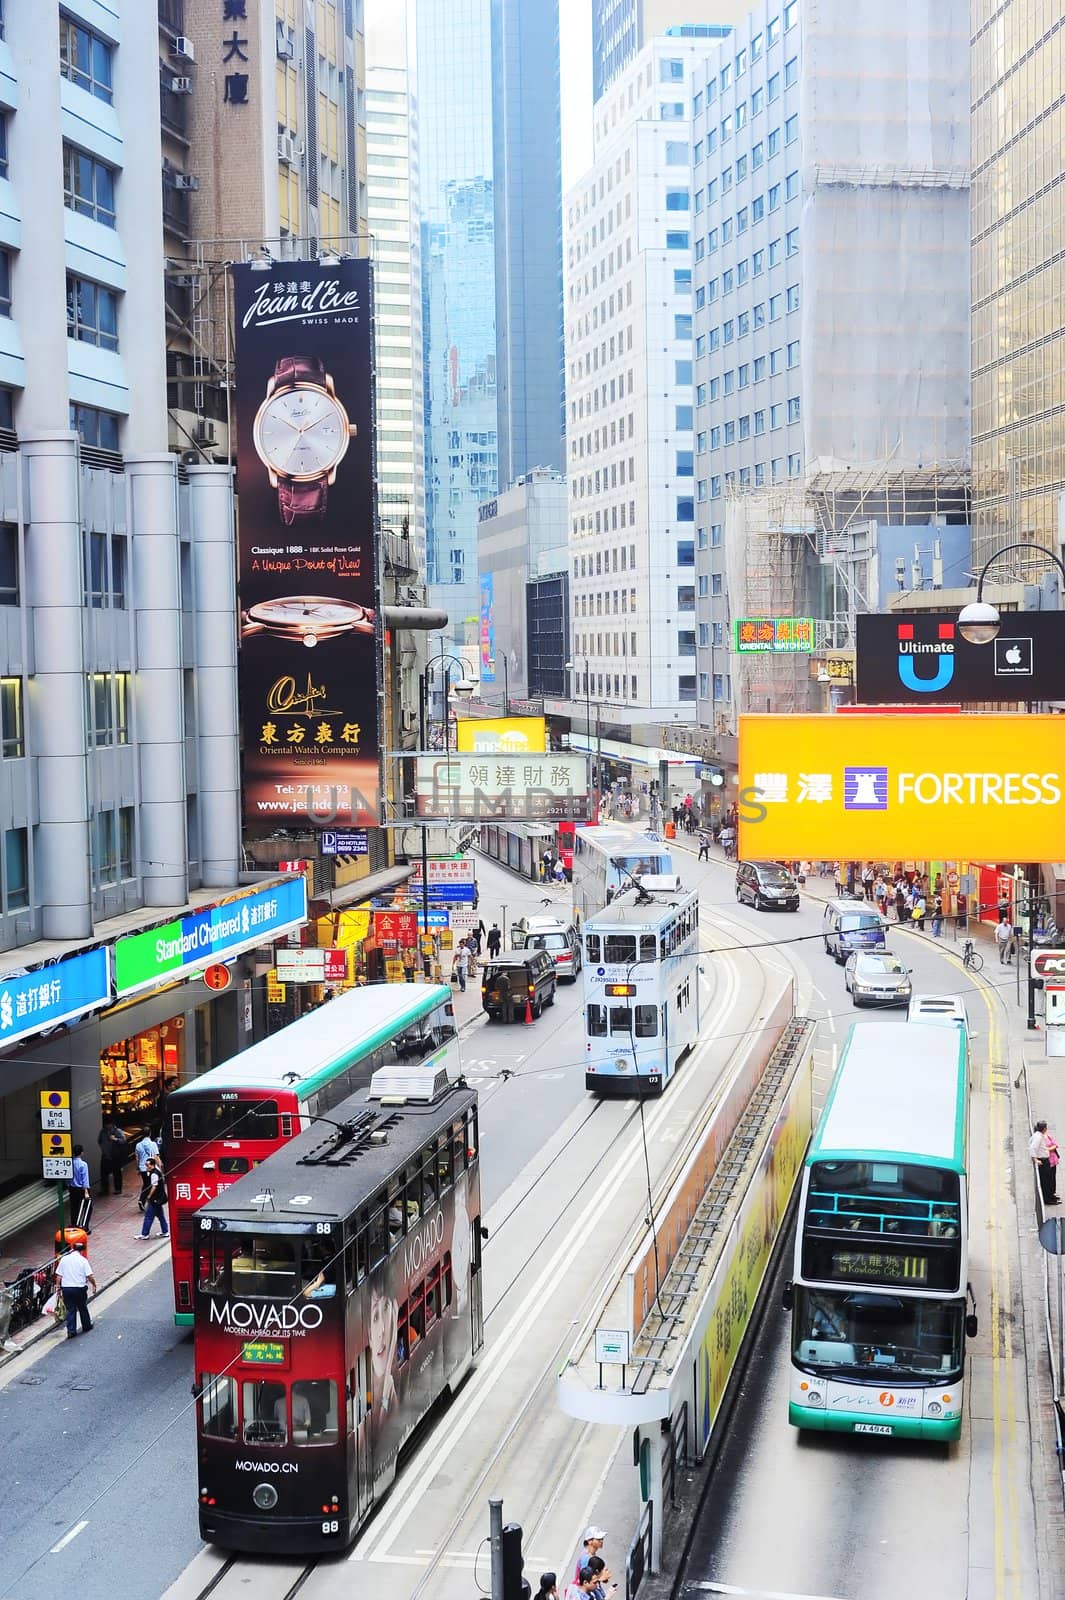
[
  {"left": 114, "top": 877, "right": 308, "bottom": 997},
  {"left": 737, "top": 713, "right": 1065, "bottom": 861}
]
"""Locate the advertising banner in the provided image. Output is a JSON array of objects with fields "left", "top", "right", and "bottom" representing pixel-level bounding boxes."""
[
  {"left": 856, "top": 612, "right": 1065, "bottom": 703},
  {"left": 733, "top": 617, "right": 814, "bottom": 653},
  {"left": 0, "top": 947, "right": 110, "bottom": 1050},
  {"left": 114, "top": 878, "right": 308, "bottom": 998},
  {"left": 738, "top": 713, "right": 1065, "bottom": 861},
  {"left": 454, "top": 716, "right": 547, "bottom": 754},
  {"left": 479, "top": 575, "right": 495, "bottom": 683},
  {"left": 275, "top": 947, "right": 348, "bottom": 984},
  {"left": 373, "top": 910, "right": 418, "bottom": 946},
  {"left": 408, "top": 857, "right": 477, "bottom": 885},
  {"left": 233, "top": 260, "right": 379, "bottom": 829},
  {"left": 413, "top": 754, "right": 590, "bottom": 820}
]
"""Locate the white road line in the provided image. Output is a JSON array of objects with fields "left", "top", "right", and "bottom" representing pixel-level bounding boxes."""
[
  {"left": 49, "top": 1521, "right": 88, "bottom": 1554},
  {"left": 685, "top": 1585, "right": 845, "bottom": 1600}
]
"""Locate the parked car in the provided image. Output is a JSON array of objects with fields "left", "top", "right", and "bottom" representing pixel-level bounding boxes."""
[
  {"left": 519, "top": 921, "right": 582, "bottom": 981},
  {"left": 823, "top": 898, "right": 887, "bottom": 963},
  {"left": 735, "top": 860, "right": 801, "bottom": 912},
  {"left": 844, "top": 951, "right": 913, "bottom": 1007},
  {"left": 481, "top": 950, "right": 557, "bottom": 1021}
]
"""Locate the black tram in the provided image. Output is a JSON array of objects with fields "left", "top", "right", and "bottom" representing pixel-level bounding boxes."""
[{"left": 191, "top": 1064, "right": 483, "bottom": 1554}]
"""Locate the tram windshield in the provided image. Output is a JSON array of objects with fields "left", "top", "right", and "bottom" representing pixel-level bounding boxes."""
[{"left": 196, "top": 1233, "right": 338, "bottom": 1299}]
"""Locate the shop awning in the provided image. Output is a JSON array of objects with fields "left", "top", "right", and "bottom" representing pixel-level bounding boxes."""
[{"left": 323, "top": 865, "right": 415, "bottom": 910}]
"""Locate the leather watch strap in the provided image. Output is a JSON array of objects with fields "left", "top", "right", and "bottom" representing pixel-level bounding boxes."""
[
  {"left": 278, "top": 477, "right": 328, "bottom": 525},
  {"left": 273, "top": 355, "right": 327, "bottom": 388}
]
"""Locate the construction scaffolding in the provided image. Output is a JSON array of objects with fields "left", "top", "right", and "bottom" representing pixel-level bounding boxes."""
[{"left": 724, "top": 484, "right": 821, "bottom": 716}]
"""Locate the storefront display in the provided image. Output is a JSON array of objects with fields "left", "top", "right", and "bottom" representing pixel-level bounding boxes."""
[{"left": 100, "top": 1018, "right": 184, "bottom": 1135}]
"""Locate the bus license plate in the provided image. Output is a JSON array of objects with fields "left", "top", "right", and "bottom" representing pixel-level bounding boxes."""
[{"left": 854, "top": 1423, "right": 893, "bottom": 1435}]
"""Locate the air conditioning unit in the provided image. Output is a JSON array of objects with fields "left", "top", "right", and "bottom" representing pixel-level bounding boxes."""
[
  {"left": 171, "top": 76, "right": 193, "bottom": 94},
  {"left": 194, "top": 420, "right": 217, "bottom": 446},
  {"left": 172, "top": 273, "right": 198, "bottom": 289},
  {"left": 174, "top": 173, "right": 200, "bottom": 191},
  {"left": 172, "top": 35, "right": 195, "bottom": 62},
  {"left": 277, "top": 132, "right": 298, "bottom": 166},
  {"left": 276, "top": 23, "right": 296, "bottom": 60}
]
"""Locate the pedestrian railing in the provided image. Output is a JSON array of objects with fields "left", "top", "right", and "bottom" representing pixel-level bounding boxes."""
[
  {"left": 2, "top": 1254, "right": 54, "bottom": 1337},
  {"left": 625, "top": 1499, "right": 653, "bottom": 1600},
  {"left": 661, "top": 1400, "right": 690, "bottom": 1510}
]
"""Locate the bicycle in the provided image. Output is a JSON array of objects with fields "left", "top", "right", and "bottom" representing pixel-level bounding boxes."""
[{"left": 961, "top": 939, "right": 983, "bottom": 972}]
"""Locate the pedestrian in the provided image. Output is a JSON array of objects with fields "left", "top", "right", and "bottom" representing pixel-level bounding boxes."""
[
  {"left": 995, "top": 916, "right": 1014, "bottom": 964},
  {"left": 534, "top": 1575, "right": 558, "bottom": 1600},
  {"left": 911, "top": 892, "right": 926, "bottom": 932},
  {"left": 68, "top": 1144, "right": 93, "bottom": 1233},
  {"left": 931, "top": 893, "right": 944, "bottom": 938},
  {"left": 97, "top": 1118, "right": 127, "bottom": 1196},
  {"left": 472, "top": 918, "right": 486, "bottom": 956},
  {"left": 494, "top": 969, "right": 513, "bottom": 1024},
  {"left": 698, "top": 828, "right": 710, "bottom": 862},
  {"left": 572, "top": 1528, "right": 607, "bottom": 1585},
  {"left": 862, "top": 865, "right": 874, "bottom": 901},
  {"left": 135, "top": 1127, "right": 160, "bottom": 1211},
  {"left": 454, "top": 941, "right": 470, "bottom": 993},
  {"left": 137, "top": 1156, "right": 169, "bottom": 1238},
  {"left": 564, "top": 1568, "right": 602, "bottom": 1600},
  {"left": 486, "top": 921, "right": 502, "bottom": 957},
  {"left": 55, "top": 1240, "right": 96, "bottom": 1339},
  {"left": 554, "top": 858, "right": 567, "bottom": 883},
  {"left": 585, "top": 1556, "right": 619, "bottom": 1599},
  {"left": 402, "top": 947, "right": 416, "bottom": 982},
  {"left": 1030, "top": 1120, "right": 1060, "bottom": 1205}
]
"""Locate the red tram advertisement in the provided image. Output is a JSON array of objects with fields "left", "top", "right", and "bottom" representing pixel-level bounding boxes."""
[{"left": 192, "top": 1062, "right": 483, "bottom": 1554}]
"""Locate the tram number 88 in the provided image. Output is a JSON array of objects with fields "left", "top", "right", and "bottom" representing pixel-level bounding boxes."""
[{"left": 322, "top": 1520, "right": 340, "bottom": 1534}]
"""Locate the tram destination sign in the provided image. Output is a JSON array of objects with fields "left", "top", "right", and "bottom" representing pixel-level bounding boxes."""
[{"left": 412, "top": 754, "right": 590, "bottom": 821}]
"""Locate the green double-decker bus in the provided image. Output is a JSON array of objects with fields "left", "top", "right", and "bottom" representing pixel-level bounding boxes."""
[{"left": 784, "top": 1018, "right": 976, "bottom": 1440}]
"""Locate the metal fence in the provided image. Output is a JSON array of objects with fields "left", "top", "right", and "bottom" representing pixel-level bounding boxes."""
[
  {"left": 2, "top": 1256, "right": 54, "bottom": 1341},
  {"left": 661, "top": 1400, "right": 689, "bottom": 1509},
  {"left": 625, "top": 1499, "right": 653, "bottom": 1600}
]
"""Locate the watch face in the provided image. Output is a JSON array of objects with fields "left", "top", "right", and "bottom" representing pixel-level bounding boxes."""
[
  {"left": 247, "top": 597, "right": 367, "bottom": 629},
  {"left": 253, "top": 384, "right": 352, "bottom": 479}
]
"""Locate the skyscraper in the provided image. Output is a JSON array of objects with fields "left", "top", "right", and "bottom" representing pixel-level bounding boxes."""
[{"left": 592, "top": 1, "right": 745, "bottom": 102}]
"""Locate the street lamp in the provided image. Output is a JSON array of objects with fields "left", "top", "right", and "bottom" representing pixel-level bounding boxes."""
[
  {"left": 957, "top": 539, "right": 1065, "bottom": 1027},
  {"left": 565, "top": 656, "right": 600, "bottom": 816},
  {"left": 958, "top": 541, "right": 1065, "bottom": 644}
]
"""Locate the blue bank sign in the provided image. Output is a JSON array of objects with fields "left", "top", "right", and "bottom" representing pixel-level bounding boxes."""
[{"left": 0, "top": 947, "right": 111, "bottom": 1050}]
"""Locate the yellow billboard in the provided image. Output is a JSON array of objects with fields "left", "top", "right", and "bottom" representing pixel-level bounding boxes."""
[
  {"left": 738, "top": 713, "right": 1065, "bottom": 861},
  {"left": 454, "top": 715, "right": 547, "bottom": 754}
]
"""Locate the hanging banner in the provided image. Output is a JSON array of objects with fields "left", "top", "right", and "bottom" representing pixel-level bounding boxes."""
[{"left": 233, "top": 259, "right": 380, "bottom": 831}]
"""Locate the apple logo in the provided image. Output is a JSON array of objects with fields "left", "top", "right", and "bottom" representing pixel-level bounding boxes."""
[{"left": 1005, "top": 645, "right": 1022, "bottom": 666}]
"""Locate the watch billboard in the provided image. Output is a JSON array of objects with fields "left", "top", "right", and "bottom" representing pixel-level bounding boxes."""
[
  {"left": 232, "top": 259, "right": 380, "bottom": 829},
  {"left": 855, "top": 612, "right": 1065, "bottom": 703}
]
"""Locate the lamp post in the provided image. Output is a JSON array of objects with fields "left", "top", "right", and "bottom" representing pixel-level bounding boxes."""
[
  {"left": 565, "top": 655, "right": 597, "bottom": 817},
  {"left": 958, "top": 540, "right": 1065, "bottom": 1028}
]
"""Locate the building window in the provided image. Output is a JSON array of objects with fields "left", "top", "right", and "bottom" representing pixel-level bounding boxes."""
[
  {"left": 788, "top": 340, "right": 801, "bottom": 367},
  {"left": 661, "top": 58, "right": 685, "bottom": 82},
  {"left": 786, "top": 228, "right": 799, "bottom": 255},
  {"left": 769, "top": 184, "right": 781, "bottom": 211},
  {"left": 679, "top": 674, "right": 696, "bottom": 702},
  {"left": 712, "top": 574, "right": 723, "bottom": 595},
  {"left": 87, "top": 672, "right": 130, "bottom": 746},
  {"left": 787, "top": 283, "right": 800, "bottom": 311},
  {"left": 666, "top": 231, "right": 690, "bottom": 250},
  {"left": 676, "top": 540, "right": 695, "bottom": 566},
  {"left": 676, "top": 498, "right": 695, "bottom": 523},
  {"left": 0, "top": 249, "right": 11, "bottom": 318},
  {"left": 4, "top": 826, "right": 27, "bottom": 911},
  {"left": 666, "top": 188, "right": 690, "bottom": 211},
  {"left": 675, "top": 360, "right": 692, "bottom": 384},
  {"left": 751, "top": 86, "right": 764, "bottom": 116},
  {"left": 676, "top": 450, "right": 694, "bottom": 476},
  {"left": 675, "top": 268, "right": 693, "bottom": 292},
  {"left": 660, "top": 102, "right": 685, "bottom": 120},
  {"left": 788, "top": 452, "right": 802, "bottom": 476},
  {"left": 678, "top": 586, "right": 696, "bottom": 612},
  {"left": 713, "top": 674, "right": 724, "bottom": 700},
  {"left": 62, "top": 143, "right": 116, "bottom": 227},
  {"left": 119, "top": 805, "right": 135, "bottom": 879},
  {"left": 785, "top": 55, "right": 799, "bottom": 86},
  {"left": 699, "top": 672, "right": 710, "bottom": 698},
  {"left": 67, "top": 275, "right": 118, "bottom": 350},
  {"left": 752, "top": 195, "right": 765, "bottom": 222},
  {"left": 752, "top": 141, "right": 764, "bottom": 170},
  {"left": 784, "top": 1, "right": 798, "bottom": 29},
  {"left": 768, "top": 16, "right": 781, "bottom": 45},
  {"left": 676, "top": 404, "right": 693, "bottom": 427},
  {"left": 768, "top": 73, "right": 780, "bottom": 103},
  {"left": 768, "top": 128, "right": 780, "bottom": 157},
  {"left": 788, "top": 397, "right": 801, "bottom": 422},
  {"left": 0, "top": 676, "right": 22, "bottom": 757},
  {"left": 0, "top": 114, "right": 8, "bottom": 180},
  {"left": 70, "top": 403, "right": 120, "bottom": 451},
  {"left": 785, "top": 115, "right": 798, "bottom": 145},
  {"left": 752, "top": 31, "right": 763, "bottom": 59},
  {"left": 675, "top": 314, "right": 693, "bottom": 340},
  {"left": 711, "top": 524, "right": 722, "bottom": 547},
  {"left": 678, "top": 630, "right": 696, "bottom": 656},
  {"left": 59, "top": 14, "right": 114, "bottom": 103},
  {"left": 0, "top": 524, "right": 16, "bottom": 604},
  {"left": 85, "top": 531, "right": 127, "bottom": 608}
]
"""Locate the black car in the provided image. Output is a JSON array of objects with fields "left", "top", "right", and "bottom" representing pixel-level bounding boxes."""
[
  {"left": 481, "top": 950, "right": 557, "bottom": 1020},
  {"left": 735, "top": 860, "right": 800, "bottom": 911}
]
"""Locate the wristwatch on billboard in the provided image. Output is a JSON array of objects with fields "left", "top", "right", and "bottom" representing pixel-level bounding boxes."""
[
  {"left": 241, "top": 595, "right": 375, "bottom": 647},
  {"left": 252, "top": 355, "right": 357, "bottom": 525}
]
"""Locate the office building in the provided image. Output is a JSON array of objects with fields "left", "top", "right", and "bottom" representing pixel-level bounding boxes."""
[
  {"left": 0, "top": 2, "right": 293, "bottom": 1228},
  {"left": 476, "top": 469, "right": 567, "bottom": 703},
  {"left": 592, "top": 1, "right": 743, "bottom": 102},
  {"left": 971, "top": 3, "right": 1065, "bottom": 573},
  {"left": 565, "top": 34, "right": 710, "bottom": 740},
  {"left": 689, "top": 0, "right": 970, "bottom": 773}
]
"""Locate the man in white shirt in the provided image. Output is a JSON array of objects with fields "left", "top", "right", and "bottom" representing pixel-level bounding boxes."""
[
  {"left": 1029, "top": 1120, "right": 1060, "bottom": 1205},
  {"left": 55, "top": 1243, "right": 97, "bottom": 1338},
  {"left": 995, "top": 917, "right": 1014, "bottom": 964},
  {"left": 135, "top": 1130, "right": 160, "bottom": 1211}
]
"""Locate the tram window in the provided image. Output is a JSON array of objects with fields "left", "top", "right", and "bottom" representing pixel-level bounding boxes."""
[
  {"left": 199, "top": 1374, "right": 237, "bottom": 1439},
  {"left": 409, "top": 1284, "right": 425, "bottom": 1345},
  {"left": 367, "top": 1195, "right": 389, "bottom": 1268},
  {"left": 387, "top": 1178, "right": 405, "bottom": 1242},
  {"left": 292, "top": 1379, "right": 339, "bottom": 1443},
  {"left": 181, "top": 1096, "right": 280, "bottom": 1141},
  {"left": 604, "top": 933, "right": 638, "bottom": 964},
  {"left": 404, "top": 1163, "right": 422, "bottom": 1225},
  {"left": 397, "top": 1300, "right": 409, "bottom": 1364},
  {"left": 425, "top": 1264, "right": 442, "bottom": 1328},
  {"left": 452, "top": 1118, "right": 466, "bottom": 1176},
  {"left": 586, "top": 934, "right": 601, "bottom": 963},
  {"left": 468, "top": 1106, "right": 478, "bottom": 1163},
  {"left": 640, "top": 935, "right": 658, "bottom": 961},
  {"left": 443, "top": 1251, "right": 453, "bottom": 1309},
  {"left": 587, "top": 1004, "right": 607, "bottom": 1036},
  {"left": 421, "top": 1148, "right": 439, "bottom": 1210},
  {"left": 196, "top": 1237, "right": 226, "bottom": 1293},
  {"left": 243, "top": 1380, "right": 287, "bottom": 1444},
  {"left": 230, "top": 1237, "right": 298, "bottom": 1298},
  {"left": 300, "top": 1242, "right": 337, "bottom": 1300},
  {"left": 436, "top": 1131, "right": 453, "bottom": 1193},
  {"left": 635, "top": 1005, "right": 658, "bottom": 1038},
  {"left": 609, "top": 1005, "right": 631, "bottom": 1035}
]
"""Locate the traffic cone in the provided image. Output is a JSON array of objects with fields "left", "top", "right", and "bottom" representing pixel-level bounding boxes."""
[{"left": 524, "top": 995, "right": 534, "bottom": 1024}]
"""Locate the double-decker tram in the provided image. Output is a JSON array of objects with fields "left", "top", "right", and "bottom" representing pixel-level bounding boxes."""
[
  {"left": 572, "top": 826, "right": 674, "bottom": 921},
  {"left": 192, "top": 1062, "right": 483, "bottom": 1554},
  {"left": 581, "top": 880, "right": 700, "bottom": 1095},
  {"left": 165, "top": 984, "right": 456, "bottom": 1322},
  {"left": 784, "top": 1019, "right": 977, "bottom": 1440}
]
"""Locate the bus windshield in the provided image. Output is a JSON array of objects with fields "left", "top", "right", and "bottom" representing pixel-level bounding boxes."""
[
  {"left": 840, "top": 912, "right": 882, "bottom": 931},
  {"left": 180, "top": 1098, "right": 281, "bottom": 1142},
  {"left": 792, "top": 1287, "right": 965, "bottom": 1380}
]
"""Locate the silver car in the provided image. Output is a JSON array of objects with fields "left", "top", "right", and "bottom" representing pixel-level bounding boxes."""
[{"left": 844, "top": 951, "right": 913, "bottom": 1007}]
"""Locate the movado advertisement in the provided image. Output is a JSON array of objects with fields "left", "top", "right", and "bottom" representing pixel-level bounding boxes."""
[{"left": 233, "top": 260, "right": 380, "bottom": 829}]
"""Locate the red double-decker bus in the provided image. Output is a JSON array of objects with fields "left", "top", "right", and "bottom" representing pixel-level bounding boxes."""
[
  {"left": 192, "top": 1064, "right": 483, "bottom": 1554},
  {"left": 164, "top": 984, "right": 456, "bottom": 1322}
]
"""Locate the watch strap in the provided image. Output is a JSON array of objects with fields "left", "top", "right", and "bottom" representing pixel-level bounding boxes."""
[
  {"left": 273, "top": 355, "right": 327, "bottom": 388},
  {"left": 279, "top": 477, "right": 328, "bottom": 524}
]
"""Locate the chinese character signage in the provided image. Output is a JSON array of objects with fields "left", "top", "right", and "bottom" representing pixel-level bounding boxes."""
[
  {"left": 409, "top": 857, "right": 477, "bottom": 885},
  {"left": 733, "top": 617, "right": 815, "bottom": 653},
  {"left": 454, "top": 716, "right": 547, "bottom": 754},
  {"left": 275, "top": 947, "right": 348, "bottom": 984},
  {"left": 114, "top": 878, "right": 308, "bottom": 998},
  {"left": 0, "top": 947, "right": 109, "bottom": 1050},
  {"left": 855, "top": 613, "right": 1065, "bottom": 703},
  {"left": 413, "top": 754, "right": 590, "bottom": 820},
  {"left": 221, "top": 0, "right": 250, "bottom": 106},
  {"left": 233, "top": 259, "right": 380, "bottom": 830},
  {"left": 373, "top": 911, "right": 419, "bottom": 946},
  {"left": 738, "top": 712, "right": 1065, "bottom": 861}
]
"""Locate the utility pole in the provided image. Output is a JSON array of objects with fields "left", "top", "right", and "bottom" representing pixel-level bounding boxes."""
[{"left": 489, "top": 1497, "right": 504, "bottom": 1600}]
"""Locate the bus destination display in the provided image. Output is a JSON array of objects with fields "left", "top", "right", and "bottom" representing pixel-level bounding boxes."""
[{"left": 831, "top": 1249, "right": 930, "bottom": 1285}]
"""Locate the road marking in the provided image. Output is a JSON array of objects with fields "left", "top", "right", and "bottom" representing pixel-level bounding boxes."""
[
  {"left": 685, "top": 1585, "right": 845, "bottom": 1600},
  {"left": 50, "top": 1521, "right": 88, "bottom": 1554}
]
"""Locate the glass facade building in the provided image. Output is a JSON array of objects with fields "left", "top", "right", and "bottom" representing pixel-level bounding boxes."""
[
  {"left": 592, "top": 1, "right": 742, "bottom": 103},
  {"left": 971, "top": 2, "right": 1065, "bottom": 572}
]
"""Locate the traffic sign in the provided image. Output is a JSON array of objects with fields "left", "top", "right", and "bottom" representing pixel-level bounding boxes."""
[
  {"left": 41, "top": 1131, "right": 72, "bottom": 1160},
  {"left": 43, "top": 1157, "right": 73, "bottom": 1180},
  {"left": 40, "top": 1090, "right": 70, "bottom": 1110},
  {"left": 203, "top": 963, "right": 233, "bottom": 992},
  {"left": 41, "top": 1106, "right": 71, "bottom": 1131}
]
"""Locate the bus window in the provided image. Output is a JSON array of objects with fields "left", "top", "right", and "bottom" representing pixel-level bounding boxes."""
[
  {"left": 609, "top": 1006, "right": 631, "bottom": 1035},
  {"left": 243, "top": 1380, "right": 286, "bottom": 1444},
  {"left": 635, "top": 1005, "right": 658, "bottom": 1038},
  {"left": 200, "top": 1374, "right": 237, "bottom": 1439},
  {"left": 640, "top": 935, "right": 658, "bottom": 962},
  {"left": 180, "top": 1097, "right": 280, "bottom": 1142},
  {"left": 585, "top": 934, "right": 601, "bottom": 963},
  {"left": 231, "top": 1237, "right": 298, "bottom": 1298},
  {"left": 292, "top": 1379, "right": 339, "bottom": 1442},
  {"left": 587, "top": 1004, "right": 607, "bottom": 1036},
  {"left": 604, "top": 933, "right": 638, "bottom": 964}
]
